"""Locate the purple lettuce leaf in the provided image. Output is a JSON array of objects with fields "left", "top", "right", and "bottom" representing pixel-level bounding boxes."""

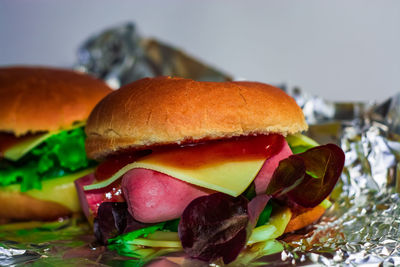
[
  {"left": 265, "top": 156, "right": 305, "bottom": 196},
  {"left": 266, "top": 144, "right": 345, "bottom": 207},
  {"left": 178, "top": 193, "right": 249, "bottom": 264},
  {"left": 94, "top": 202, "right": 150, "bottom": 244},
  {"left": 178, "top": 193, "right": 271, "bottom": 264}
]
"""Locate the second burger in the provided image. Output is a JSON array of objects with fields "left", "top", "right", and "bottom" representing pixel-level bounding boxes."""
[{"left": 0, "top": 66, "right": 113, "bottom": 221}]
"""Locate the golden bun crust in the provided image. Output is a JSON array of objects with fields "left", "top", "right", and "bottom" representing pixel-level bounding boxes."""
[
  {"left": 0, "top": 191, "right": 71, "bottom": 221},
  {"left": 0, "top": 66, "right": 113, "bottom": 136},
  {"left": 86, "top": 77, "right": 307, "bottom": 159}
]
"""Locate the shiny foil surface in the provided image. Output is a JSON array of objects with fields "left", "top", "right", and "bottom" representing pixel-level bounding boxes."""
[
  {"left": 1, "top": 23, "right": 400, "bottom": 266},
  {"left": 277, "top": 92, "right": 400, "bottom": 266},
  {"left": 75, "top": 23, "right": 232, "bottom": 89}
]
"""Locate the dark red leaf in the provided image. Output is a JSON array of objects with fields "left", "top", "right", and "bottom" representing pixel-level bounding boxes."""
[
  {"left": 211, "top": 228, "right": 247, "bottom": 264},
  {"left": 94, "top": 202, "right": 126, "bottom": 244},
  {"left": 265, "top": 156, "right": 305, "bottom": 196},
  {"left": 287, "top": 144, "right": 345, "bottom": 207},
  {"left": 266, "top": 144, "right": 345, "bottom": 208},
  {"left": 178, "top": 193, "right": 249, "bottom": 264},
  {"left": 94, "top": 202, "right": 151, "bottom": 244}
]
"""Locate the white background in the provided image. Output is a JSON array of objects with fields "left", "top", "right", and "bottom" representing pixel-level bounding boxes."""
[{"left": 1, "top": 0, "right": 399, "bottom": 102}]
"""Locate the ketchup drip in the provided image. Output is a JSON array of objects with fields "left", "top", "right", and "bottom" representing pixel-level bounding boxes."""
[
  {"left": 94, "top": 134, "right": 285, "bottom": 181},
  {"left": 150, "top": 134, "right": 285, "bottom": 169},
  {"left": 95, "top": 154, "right": 137, "bottom": 181}
]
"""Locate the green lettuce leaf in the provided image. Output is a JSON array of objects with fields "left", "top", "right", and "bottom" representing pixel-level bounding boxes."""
[
  {"left": 0, "top": 127, "right": 95, "bottom": 192},
  {"left": 108, "top": 223, "right": 165, "bottom": 259},
  {"left": 256, "top": 202, "right": 272, "bottom": 227},
  {"left": 286, "top": 133, "right": 319, "bottom": 154}
]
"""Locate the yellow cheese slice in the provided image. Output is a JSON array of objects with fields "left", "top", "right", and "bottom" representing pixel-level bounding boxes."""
[
  {"left": 3, "top": 122, "right": 85, "bottom": 161},
  {"left": 1, "top": 168, "right": 94, "bottom": 212},
  {"left": 84, "top": 157, "right": 267, "bottom": 197},
  {"left": 4, "top": 132, "right": 53, "bottom": 161}
]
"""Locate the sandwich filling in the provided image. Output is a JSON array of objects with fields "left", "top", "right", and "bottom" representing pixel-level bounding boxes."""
[
  {"left": 0, "top": 125, "right": 96, "bottom": 212},
  {"left": 76, "top": 133, "right": 344, "bottom": 264}
]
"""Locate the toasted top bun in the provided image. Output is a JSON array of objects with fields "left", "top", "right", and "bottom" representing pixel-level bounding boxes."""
[
  {"left": 86, "top": 76, "right": 307, "bottom": 160},
  {"left": 0, "top": 66, "right": 113, "bottom": 136}
]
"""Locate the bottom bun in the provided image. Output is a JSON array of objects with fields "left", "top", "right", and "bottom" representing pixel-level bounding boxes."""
[
  {"left": 284, "top": 205, "right": 326, "bottom": 233},
  {"left": 0, "top": 191, "right": 71, "bottom": 221}
]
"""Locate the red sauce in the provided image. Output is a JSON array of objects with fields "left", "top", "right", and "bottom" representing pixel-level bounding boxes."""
[
  {"left": 149, "top": 134, "right": 285, "bottom": 169},
  {"left": 0, "top": 132, "right": 42, "bottom": 157},
  {"left": 95, "top": 154, "right": 137, "bottom": 181},
  {"left": 95, "top": 134, "right": 285, "bottom": 180}
]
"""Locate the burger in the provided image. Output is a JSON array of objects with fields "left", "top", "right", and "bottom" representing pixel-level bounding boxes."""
[
  {"left": 76, "top": 76, "right": 344, "bottom": 264},
  {"left": 0, "top": 66, "right": 112, "bottom": 221}
]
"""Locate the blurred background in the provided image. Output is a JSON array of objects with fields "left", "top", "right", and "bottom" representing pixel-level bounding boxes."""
[{"left": 0, "top": 0, "right": 399, "bottom": 102}]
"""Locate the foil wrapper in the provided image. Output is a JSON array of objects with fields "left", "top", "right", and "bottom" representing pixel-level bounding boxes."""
[
  {"left": 2, "top": 23, "right": 400, "bottom": 266},
  {"left": 275, "top": 92, "right": 400, "bottom": 266},
  {"left": 75, "top": 23, "right": 231, "bottom": 89}
]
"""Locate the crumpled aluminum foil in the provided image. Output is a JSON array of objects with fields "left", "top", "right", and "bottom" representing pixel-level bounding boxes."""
[
  {"left": 75, "top": 23, "right": 231, "bottom": 89},
  {"left": 271, "top": 91, "right": 400, "bottom": 266},
  {"left": 1, "top": 22, "right": 400, "bottom": 267}
]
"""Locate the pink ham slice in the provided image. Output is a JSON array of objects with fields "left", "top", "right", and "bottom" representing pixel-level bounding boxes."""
[
  {"left": 75, "top": 173, "right": 97, "bottom": 220},
  {"left": 122, "top": 168, "right": 213, "bottom": 223},
  {"left": 75, "top": 173, "right": 124, "bottom": 220},
  {"left": 254, "top": 140, "right": 293, "bottom": 195}
]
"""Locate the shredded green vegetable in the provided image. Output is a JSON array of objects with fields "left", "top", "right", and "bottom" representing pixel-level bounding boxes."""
[
  {"left": 256, "top": 202, "right": 273, "bottom": 227},
  {"left": 109, "top": 223, "right": 165, "bottom": 245},
  {"left": 286, "top": 133, "right": 319, "bottom": 154},
  {"left": 108, "top": 223, "right": 165, "bottom": 259},
  {"left": 108, "top": 219, "right": 180, "bottom": 259},
  {"left": 162, "top": 218, "right": 180, "bottom": 232},
  {"left": 0, "top": 127, "right": 95, "bottom": 192}
]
